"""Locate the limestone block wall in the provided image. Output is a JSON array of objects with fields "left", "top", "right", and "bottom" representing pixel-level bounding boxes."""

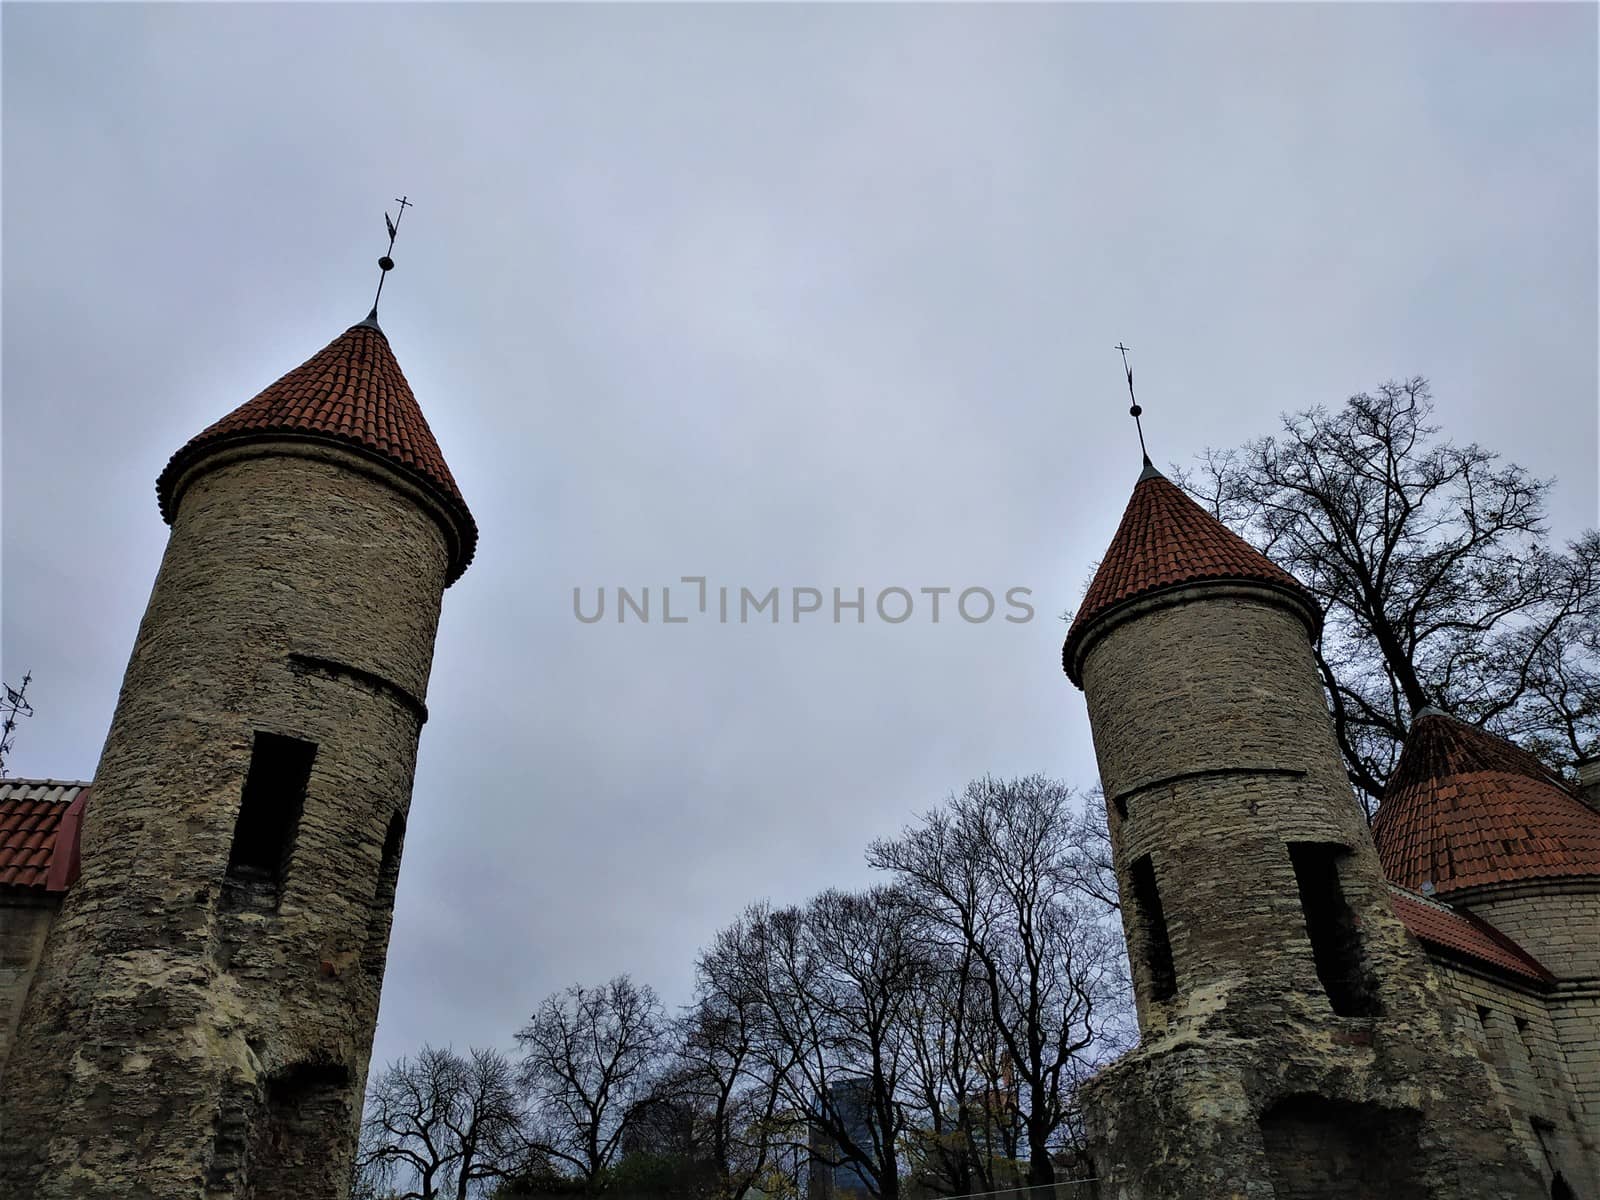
[
  {"left": 0, "top": 445, "right": 452, "bottom": 1199},
  {"left": 0, "top": 895, "right": 60, "bottom": 1078},
  {"left": 1081, "top": 588, "right": 1408, "bottom": 1032},
  {"left": 1549, "top": 990, "right": 1600, "bottom": 1129},
  {"left": 1434, "top": 961, "right": 1599, "bottom": 1194},
  {"left": 1454, "top": 883, "right": 1600, "bottom": 1126},
  {"left": 1457, "top": 884, "right": 1600, "bottom": 982},
  {"left": 1074, "top": 584, "right": 1544, "bottom": 1199}
]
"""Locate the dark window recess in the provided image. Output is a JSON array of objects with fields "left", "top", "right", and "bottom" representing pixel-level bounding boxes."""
[
  {"left": 1515, "top": 1017, "right": 1543, "bottom": 1078},
  {"left": 1129, "top": 855, "right": 1177, "bottom": 1001},
  {"left": 1260, "top": 1095, "right": 1422, "bottom": 1199},
  {"left": 1288, "top": 843, "right": 1379, "bottom": 1017},
  {"left": 245, "top": 1063, "right": 352, "bottom": 1197},
  {"left": 363, "top": 813, "right": 406, "bottom": 973},
  {"left": 225, "top": 733, "right": 316, "bottom": 895}
]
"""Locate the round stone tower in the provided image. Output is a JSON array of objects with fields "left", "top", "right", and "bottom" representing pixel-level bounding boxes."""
[
  {"left": 1063, "top": 459, "right": 1541, "bottom": 1199},
  {"left": 1375, "top": 709, "right": 1600, "bottom": 1145},
  {"left": 0, "top": 313, "right": 476, "bottom": 1198}
]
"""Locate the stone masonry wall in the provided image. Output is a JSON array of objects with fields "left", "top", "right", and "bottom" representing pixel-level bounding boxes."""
[
  {"left": 0, "top": 445, "right": 451, "bottom": 1199},
  {"left": 1433, "top": 961, "right": 1599, "bottom": 1195},
  {"left": 1455, "top": 883, "right": 1600, "bottom": 1129},
  {"left": 1083, "top": 589, "right": 1420, "bottom": 1034},
  {"left": 1074, "top": 584, "right": 1543, "bottom": 1199},
  {"left": 0, "top": 895, "right": 60, "bottom": 1076},
  {"left": 1459, "top": 885, "right": 1600, "bottom": 981}
]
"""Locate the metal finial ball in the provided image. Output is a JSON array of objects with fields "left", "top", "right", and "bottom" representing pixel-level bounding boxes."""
[
  {"left": 1129, "top": 404, "right": 1142, "bottom": 418},
  {"left": 378, "top": 256, "right": 395, "bottom": 272}
]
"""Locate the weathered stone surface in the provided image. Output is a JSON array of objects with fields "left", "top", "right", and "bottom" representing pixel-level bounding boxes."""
[
  {"left": 1451, "top": 880, "right": 1600, "bottom": 1143},
  {"left": 0, "top": 895, "right": 61, "bottom": 1073},
  {"left": 1437, "top": 960, "right": 1599, "bottom": 1193},
  {"left": 1074, "top": 583, "right": 1546, "bottom": 1199},
  {"left": 0, "top": 444, "right": 450, "bottom": 1198}
]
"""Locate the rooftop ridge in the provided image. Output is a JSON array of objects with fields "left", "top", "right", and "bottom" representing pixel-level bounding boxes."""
[
  {"left": 1389, "top": 709, "right": 1568, "bottom": 795},
  {"left": 0, "top": 782, "right": 90, "bottom": 893},
  {"left": 0, "top": 778, "right": 92, "bottom": 791}
]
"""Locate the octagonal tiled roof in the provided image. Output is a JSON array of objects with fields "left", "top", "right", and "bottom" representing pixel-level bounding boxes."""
[{"left": 1374, "top": 710, "right": 1600, "bottom": 896}]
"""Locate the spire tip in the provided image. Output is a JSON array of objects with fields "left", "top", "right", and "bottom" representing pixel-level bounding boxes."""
[
  {"left": 1116, "top": 342, "right": 1150, "bottom": 462},
  {"left": 368, "top": 195, "right": 412, "bottom": 317}
]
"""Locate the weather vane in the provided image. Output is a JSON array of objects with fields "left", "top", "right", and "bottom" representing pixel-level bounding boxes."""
[
  {"left": 369, "top": 195, "right": 413, "bottom": 319},
  {"left": 0, "top": 670, "right": 33, "bottom": 779},
  {"left": 1116, "top": 342, "right": 1150, "bottom": 464}
]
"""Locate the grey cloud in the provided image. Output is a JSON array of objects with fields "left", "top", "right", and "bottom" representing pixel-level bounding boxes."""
[{"left": 3, "top": 3, "right": 1593, "bottom": 1070}]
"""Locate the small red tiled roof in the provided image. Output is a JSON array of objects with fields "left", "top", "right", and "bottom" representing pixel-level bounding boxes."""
[
  {"left": 1062, "top": 464, "right": 1318, "bottom": 683},
  {"left": 1388, "top": 885, "right": 1553, "bottom": 987},
  {"left": 0, "top": 780, "right": 90, "bottom": 893},
  {"left": 1373, "top": 711, "right": 1600, "bottom": 896},
  {"left": 156, "top": 320, "right": 477, "bottom": 584}
]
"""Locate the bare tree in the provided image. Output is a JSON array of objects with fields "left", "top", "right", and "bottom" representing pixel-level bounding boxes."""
[
  {"left": 868, "top": 775, "right": 1129, "bottom": 1189},
  {"left": 515, "top": 975, "right": 665, "bottom": 1190},
  {"left": 676, "top": 920, "right": 798, "bottom": 1200},
  {"left": 720, "top": 891, "right": 923, "bottom": 1200},
  {"left": 1184, "top": 378, "right": 1600, "bottom": 810},
  {"left": 358, "top": 1045, "right": 524, "bottom": 1200},
  {"left": 1064, "top": 787, "right": 1118, "bottom": 914},
  {"left": 898, "top": 941, "right": 1018, "bottom": 1197}
]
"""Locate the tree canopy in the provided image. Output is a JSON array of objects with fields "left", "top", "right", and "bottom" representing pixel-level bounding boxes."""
[
  {"left": 1184, "top": 378, "right": 1599, "bottom": 811},
  {"left": 359, "top": 778, "right": 1123, "bottom": 1200}
]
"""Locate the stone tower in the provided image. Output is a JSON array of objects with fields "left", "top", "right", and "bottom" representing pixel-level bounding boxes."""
[
  {"left": 1374, "top": 709, "right": 1600, "bottom": 1184},
  {"left": 1062, "top": 460, "right": 1542, "bottom": 1199},
  {"left": 0, "top": 312, "right": 476, "bottom": 1198}
]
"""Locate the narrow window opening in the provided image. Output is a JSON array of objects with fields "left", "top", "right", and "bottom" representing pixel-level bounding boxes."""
[
  {"left": 1514, "top": 1017, "right": 1543, "bottom": 1078},
  {"left": 223, "top": 733, "right": 316, "bottom": 907},
  {"left": 1471, "top": 1006, "right": 1498, "bottom": 1062},
  {"left": 363, "top": 813, "right": 406, "bottom": 974},
  {"left": 1288, "top": 842, "right": 1379, "bottom": 1017},
  {"left": 1129, "top": 855, "right": 1177, "bottom": 1002},
  {"left": 1113, "top": 793, "right": 1129, "bottom": 821}
]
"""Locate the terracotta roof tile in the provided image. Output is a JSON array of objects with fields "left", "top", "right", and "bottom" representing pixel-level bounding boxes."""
[
  {"left": 1387, "top": 885, "right": 1553, "bottom": 987},
  {"left": 1062, "top": 465, "right": 1318, "bottom": 682},
  {"left": 1373, "top": 711, "right": 1600, "bottom": 895},
  {"left": 0, "top": 780, "right": 90, "bottom": 894},
  {"left": 155, "top": 321, "right": 476, "bottom": 584}
]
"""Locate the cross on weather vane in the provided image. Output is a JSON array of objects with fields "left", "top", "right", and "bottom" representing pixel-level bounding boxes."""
[
  {"left": 1116, "top": 342, "right": 1150, "bottom": 463},
  {"left": 369, "top": 195, "right": 413, "bottom": 319}
]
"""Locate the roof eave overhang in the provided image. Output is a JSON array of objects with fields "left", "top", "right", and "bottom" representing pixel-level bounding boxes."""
[
  {"left": 1063, "top": 576, "right": 1323, "bottom": 688},
  {"left": 1432, "top": 872, "right": 1600, "bottom": 907},
  {"left": 1417, "top": 942, "right": 1556, "bottom": 993},
  {"left": 156, "top": 433, "right": 478, "bottom": 585}
]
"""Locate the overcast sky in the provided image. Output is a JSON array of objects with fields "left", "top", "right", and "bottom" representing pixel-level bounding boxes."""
[{"left": 3, "top": 3, "right": 1595, "bottom": 1072}]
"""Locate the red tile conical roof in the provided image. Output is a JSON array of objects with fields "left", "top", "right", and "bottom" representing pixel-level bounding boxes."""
[
  {"left": 1373, "top": 710, "right": 1600, "bottom": 896},
  {"left": 1062, "top": 463, "right": 1318, "bottom": 683},
  {"left": 156, "top": 319, "right": 476, "bottom": 583}
]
